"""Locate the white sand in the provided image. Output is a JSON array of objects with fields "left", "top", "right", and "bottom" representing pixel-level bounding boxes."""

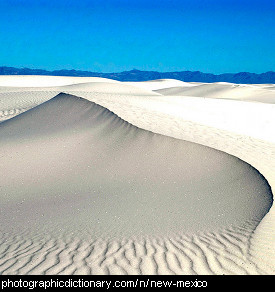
[
  {"left": 154, "top": 81, "right": 275, "bottom": 103},
  {"left": 0, "top": 76, "right": 274, "bottom": 275},
  {"left": 0, "top": 75, "right": 119, "bottom": 87},
  {"left": 126, "top": 79, "right": 197, "bottom": 91}
]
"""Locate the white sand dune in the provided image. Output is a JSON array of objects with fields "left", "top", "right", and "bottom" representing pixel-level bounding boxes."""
[
  {"left": 55, "top": 82, "right": 160, "bottom": 95},
  {"left": 126, "top": 79, "right": 197, "bottom": 91},
  {"left": 0, "top": 75, "right": 119, "bottom": 87},
  {"left": 0, "top": 81, "right": 158, "bottom": 95},
  {"left": 0, "top": 91, "right": 60, "bottom": 122},
  {"left": 0, "top": 79, "right": 158, "bottom": 122},
  {"left": 155, "top": 82, "right": 275, "bottom": 103},
  {"left": 0, "top": 76, "right": 274, "bottom": 275}
]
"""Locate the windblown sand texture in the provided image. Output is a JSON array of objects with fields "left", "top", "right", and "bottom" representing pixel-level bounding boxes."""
[{"left": 0, "top": 76, "right": 274, "bottom": 275}]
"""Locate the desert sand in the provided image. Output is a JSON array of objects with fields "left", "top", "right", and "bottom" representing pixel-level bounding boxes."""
[{"left": 0, "top": 76, "right": 274, "bottom": 275}]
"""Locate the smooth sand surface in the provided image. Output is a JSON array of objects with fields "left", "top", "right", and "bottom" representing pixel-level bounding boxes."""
[
  {"left": 0, "top": 75, "right": 119, "bottom": 87},
  {"left": 154, "top": 82, "right": 275, "bottom": 103},
  {"left": 0, "top": 76, "right": 274, "bottom": 275},
  {"left": 126, "top": 79, "right": 196, "bottom": 91}
]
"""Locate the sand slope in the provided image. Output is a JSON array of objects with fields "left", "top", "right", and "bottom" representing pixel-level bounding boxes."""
[
  {"left": 0, "top": 79, "right": 158, "bottom": 122},
  {"left": 155, "top": 82, "right": 275, "bottom": 103},
  {"left": 126, "top": 79, "right": 196, "bottom": 91},
  {"left": 1, "top": 92, "right": 271, "bottom": 232},
  {"left": 0, "top": 75, "right": 119, "bottom": 87},
  {"left": 0, "top": 76, "right": 274, "bottom": 275}
]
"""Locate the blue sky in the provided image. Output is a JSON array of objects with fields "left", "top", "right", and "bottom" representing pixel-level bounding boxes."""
[{"left": 0, "top": 0, "right": 274, "bottom": 73}]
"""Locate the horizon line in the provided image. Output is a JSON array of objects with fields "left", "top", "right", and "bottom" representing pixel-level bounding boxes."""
[{"left": 0, "top": 65, "right": 274, "bottom": 75}]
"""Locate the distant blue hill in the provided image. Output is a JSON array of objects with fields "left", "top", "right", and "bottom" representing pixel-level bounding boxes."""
[{"left": 0, "top": 66, "right": 274, "bottom": 84}]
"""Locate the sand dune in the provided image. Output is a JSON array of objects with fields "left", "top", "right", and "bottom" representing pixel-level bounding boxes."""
[
  {"left": 126, "top": 79, "right": 196, "bottom": 91},
  {"left": 0, "top": 76, "right": 274, "bottom": 275},
  {"left": 0, "top": 81, "right": 158, "bottom": 95},
  {"left": 0, "top": 79, "right": 158, "bottom": 122},
  {"left": 0, "top": 91, "right": 59, "bottom": 122},
  {"left": 155, "top": 82, "right": 275, "bottom": 103},
  {"left": 55, "top": 82, "right": 160, "bottom": 95},
  {"left": 0, "top": 75, "right": 118, "bottom": 87}
]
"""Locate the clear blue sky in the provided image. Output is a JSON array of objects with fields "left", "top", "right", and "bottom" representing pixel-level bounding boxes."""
[{"left": 0, "top": 0, "right": 274, "bottom": 73}]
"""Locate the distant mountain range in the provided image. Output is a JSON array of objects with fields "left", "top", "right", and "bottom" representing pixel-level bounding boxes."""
[{"left": 0, "top": 66, "right": 274, "bottom": 84}]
